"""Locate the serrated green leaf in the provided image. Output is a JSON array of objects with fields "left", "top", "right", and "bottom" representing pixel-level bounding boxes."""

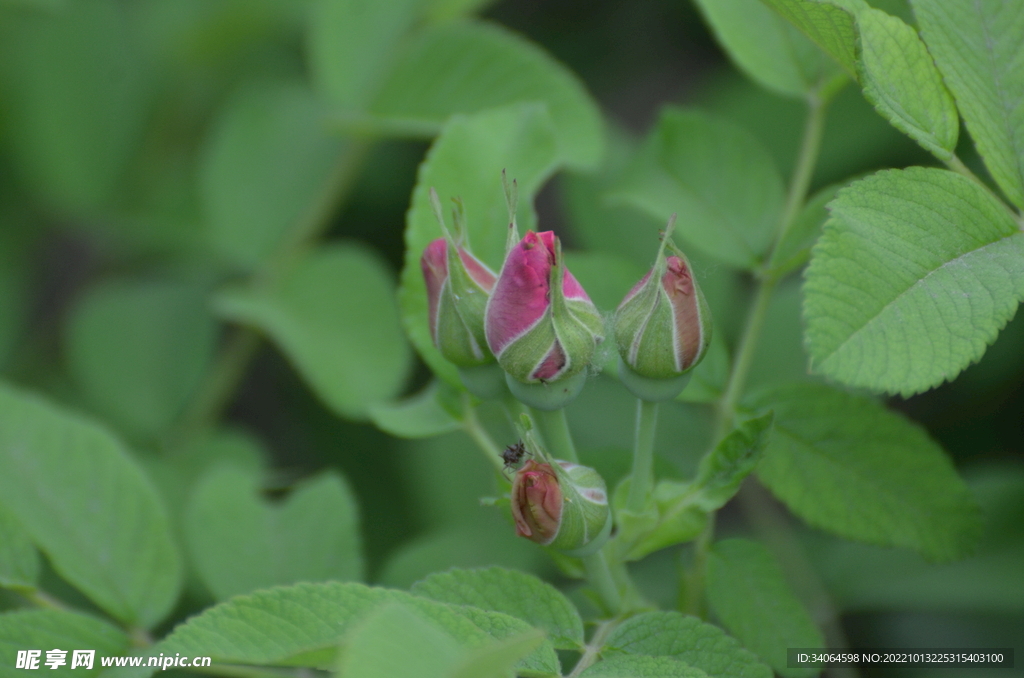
[
  {"left": 582, "top": 655, "right": 710, "bottom": 678},
  {"left": 412, "top": 567, "right": 584, "bottom": 650},
  {"left": 749, "top": 382, "right": 981, "bottom": 560},
  {"left": 603, "top": 611, "right": 771, "bottom": 678},
  {"left": 0, "top": 609, "right": 129, "bottom": 677},
  {"left": 308, "top": 0, "right": 421, "bottom": 112},
  {"left": 912, "top": 0, "right": 1024, "bottom": 208},
  {"left": 706, "top": 539, "right": 824, "bottom": 678},
  {"left": 760, "top": 0, "right": 862, "bottom": 77},
  {"left": 397, "top": 104, "right": 560, "bottom": 386},
  {"left": 438, "top": 604, "right": 560, "bottom": 677},
  {"left": 803, "top": 167, "right": 1024, "bottom": 395},
  {"left": 0, "top": 503, "right": 38, "bottom": 591},
  {"left": 201, "top": 79, "right": 346, "bottom": 270},
  {"left": 185, "top": 466, "right": 363, "bottom": 601},
  {"left": 368, "top": 20, "right": 604, "bottom": 169},
  {"left": 65, "top": 279, "right": 217, "bottom": 440},
  {"left": 368, "top": 380, "right": 463, "bottom": 438},
  {"left": 693, "top": 412, "right": 774, "bottom": 510},
  {"left": 0, "top": 383, "right": 181, "bottom": 627},
  {"left": 694, "top": 0, "right": 838, "bottom": 97},
  {"left": 768, "top": 183, "right": 841, "bottom": 277},
  {"left": 855, "top": 7, "right": 959, "bottom": 160},
  {"left": 214, "top": 242, "right": 412, "bottom": 419},
  {"left": 611, "top": 107, "right": 784, "bottom": 270}
]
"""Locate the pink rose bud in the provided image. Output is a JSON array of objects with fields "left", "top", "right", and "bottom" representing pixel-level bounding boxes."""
[
  {"left": 614, "top": 219, "right": 711, "bottom": 400},
  {"left": 511, "top": 458, "right": 611, "bottom": 553},
  {"left": 511, "top": 459, "right": 562, "bottom": 544},
  {"left": 485, "top": 231, "right": 603, "bottom": 385}
]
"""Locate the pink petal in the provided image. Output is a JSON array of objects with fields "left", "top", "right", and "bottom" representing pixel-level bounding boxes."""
[{"left": 486, "top": 231, "right": 555, "bottom": 355}]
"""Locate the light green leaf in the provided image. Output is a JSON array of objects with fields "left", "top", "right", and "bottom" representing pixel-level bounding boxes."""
[
  {"left": 611, "top": 107, "right": 784, "bottom": 270},
  {"left": 855, "top": 7, "right": 959, "bottom": 160},
  {"left": 0, "top": 609, "right": 129, "bottom": 676},
  {"left": 803, "top": 167, "right": 1024, "bottom": 395},
  {"left": 767, "top": 183, "right": 840, "bottom": 277},
  {"left": 368, "top": 20, "right": 604, "bottom": 169},
  {"left": 185, "top": 466, "right": 363, "bottom": 601},
  {"left": 706, "top": 539, "right": 824, "bottom": 678},
  {"left": 0, "top": 383, "right": 181, "bottom": 627},
  {"left": 308, "top": 0, "right": 421, "bottom": 112},
  {"left": 749, "top": 382, "right": 981, "bottom": 560},
  {"left": 412, "top": 567, "right": 584, "bottom": 650},
  {"left": 603, "top": 611, "right": 771, "bottom": 678},
  {"left": 452, "top": 630, "right": 545, "bottom": 678},
  {"left": 440, "top": 605, "right": 560, "bottom": 677},
  {"left": 759, "top": 0, "right": 861, "bottom": 77},
  {"left": 912, "top": 0, "right": 1024, "bottom": 208},
  {"left": 214, "top": 242, "right": 412, "bottom": 419},
  {"left": 368, "top": 380, "right": 463, "bottom": 438},
  {"left": 397, "top": 104, "right": 560, "bottom": 386},
  {"left": 0, "top": 503, "right": 38, "bottom": 591},
  {"left": 65, "top": 279, "right": 217, "bottom": 440},
  {"left": 582, "top": 656, "right": 710, "bottom": 678},
  {"left": 694, "top": 0, "right": 838, "bottom": 97},
  {"left": 692, "top": 412, "right": 773, "bottom": 511},
  {"left": 201, "top": 79, "right": 346, "bottom": 270}
]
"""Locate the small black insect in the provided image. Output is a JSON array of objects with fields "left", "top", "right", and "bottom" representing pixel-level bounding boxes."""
[{"left": 500, "top": 441, "right": 529, "bottom": 477}]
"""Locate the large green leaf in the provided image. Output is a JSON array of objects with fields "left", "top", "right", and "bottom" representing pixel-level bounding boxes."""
[
  {"left": 749, "top": 383, "right": 981, "bottom": 560},
  {"left": 759, "top": 0, "right": 861, "bottom": 77},
  {"left": 706, "top": 539, "right": 824, "bottom": 678},
  {"left": 912, "top": 0, "right": 1024, "bottom": 208},
  {"left": 0, "top": 503, "right": 38, "bottom": 591},
  {"left": 367, "top": 21, "right": 604, "bottom": 169},
  {"left": 611, "top": 107, "right": 784, "bottom": 270},
  {"left": 201, "top": 79, "right": 346, "bottom": 270},
  {"left": 803, "top": 167, "right": 1024, "bottom": 395},
  {"left": 603, "top": 611, "right": 772, "bottom": 678},
  {"left": 0, "top": 384, "right": 181, "bottom": 628},
  {"left": 65, "top": 279, "right": 217, "bottom": 440},
  {"left": 214, "top": 242, "right": 412, "bottom": 419},
  {"left": 185, "top": 466, "right": 363, "bottom": 601},
  {"left": 855, "top": 7, "right": 959, "bottom": 161},
  {"left": 397, "top": 104, "right": 560, "bottom": 386},
  {"left": 581, "top": 656, "right": 710, "bottom": 678},
  {"left": 694, "top": 0, "right": 837, "bottom": 97},
  {"left": 368, "top": 381, "right": 463, "bottom": 439},
  {"left": 0, "top": 609, "right": 129, "bottom": 677},
  {"left": 412, "top": 567, "right": 584, "bottom": 650}
]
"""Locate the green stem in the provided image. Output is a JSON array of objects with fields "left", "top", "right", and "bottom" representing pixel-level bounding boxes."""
[
  {"left": 946, "top": 154, "right": 1024, "bottom": 227},
  {"left": 532, "top": 407, "right": 578, "bottom": 463},
  {"left": 21, "top": 588, "right": 69, "bottom": 611},
  {"left": 626, "top": 399, "right": 659, "bottom": 513},
  {"left": 567, "top": 620, "right": 618, "bottom": 678},
  {"left": 462, "top": 397, "right": 507, "bottom": 475},
  {"left": 582, "top": 549, "right": 623, "bottom": 616},
  {"left": 175, "top": 327, "right": 261, "bottom": 435},
  {"left": 683, "top": 512, "right": 715, "bottom": 618}
]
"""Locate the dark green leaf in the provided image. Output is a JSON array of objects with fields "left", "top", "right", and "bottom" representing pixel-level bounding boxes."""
[
  {"left": 0, "top": 383, "right": 181, "bottom": 627},
  {"left": 214, "top": 242, "right": 412, "bottom": 419},
  {"left": 706, "top": 539, "right": 824, "bottom": 677},
  {"left": 0, "top": 609, "right": 129, "bottom": 676},
  {"left": 750, "top": 382, "right": 981, "bottom": 560},
  {"left": 692, "top": 412, "right": 774, "bottom": 510},
  {"left": 804, "top": 167, "right": 1024, "bottom": 395},
  {"left": 0, "top": 503, "right": 38, "bottom": 591}
]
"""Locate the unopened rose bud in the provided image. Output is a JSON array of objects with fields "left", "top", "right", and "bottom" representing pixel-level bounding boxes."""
[
  {"left": 614, "top": 218, "right": 711, "bottom": 401},
  {"left": 511, "top": 458, "right": 611, "bottom": 556},
  {"left": 485, "top": 230, "right": 603, "bottom": 409}
]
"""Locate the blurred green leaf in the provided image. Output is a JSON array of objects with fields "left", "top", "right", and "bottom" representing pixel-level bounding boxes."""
[
  {"left": 368, "top": 21, "right": 604, "bottom": 169},
  {"left": 0, "top": 226, "right": 29, "bottom": 370},
  {"left": 65, "top": 279, "right": 217, "bottom": 440},
  {"left": 412, "top": 567, "right": 584, "bottom": 650},
  {"left": 452, "top": 630, "right": 547, "bottom": 678},
  {"left": 397, "top": 104, "right": 560, "bottom": 386},
  {"left": 694, "top": 0, "right": 837, "bottom": 97},
  {"left": 611, "top": 107, "right": 784, "bottom": 270},
  {"left": 0, "top": 383, "right": 181, "bottom": 628},
  {"left": 750, "top": 383, "right": 982, "bottom": 560},
  {"left": 0, "top": 609, "right": 129, "bottom": 676},
  {"left": 185, "top": 466, "right": 363, "bottom": 600},
  {"left": 426, "top": 0, "right": 499, "bottom": 21},
  {"left": 0, "top": 0, "right": 147, "bottom": 212},
  {"left": 215, "top": 242, "right": 412, "bottom": 419},
  {"left": 369, "top": 380, "right": 464, "bottom": 439},
  {"left": 912, "top": 0, "right": 1024, "bottom": 208},
  {"left": 746, "top": 278, "right": 811, "bottom": 391},
  {"left": 760, "top": 0, "right": 860, "bottom": 78},
  {"left": 706, "top": 538, "right": 824, "bottom": 677},
  {"left": 308, "top": 0, "right": 421, "bottom": 112},
  {"left": 803, "top": 167, "right": 1024, "bottom": 396},
  {"left": 603, "top": 610, "right": 771, "bottom": 678},
  {"left": 201, "top": 78, "right": 346, "bottom": 270},
  {"left": 0, "top": 503, "right": 38, "bottom": 591},
  {"left": 855, "top": 7, "right": 959, "bottom": 160},
  {"left": 692, "top": 413, "right": 773, "bottom": 510},
  {"left": 582, "top": 656, "right": 710, "bottom": 678},
  {"left": 767, "top": 182, "right": 841, "bottom": 277}
]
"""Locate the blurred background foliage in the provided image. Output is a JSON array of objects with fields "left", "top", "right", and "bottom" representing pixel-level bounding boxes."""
[{"left": 0, "top": 0, "right": 1020, "bottom": 674}]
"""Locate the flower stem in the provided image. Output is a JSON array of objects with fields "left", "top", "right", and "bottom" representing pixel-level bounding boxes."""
[
  {"left": 683, "top": 512, "right": 715, "bottom": 618},
  {"left": 582, "top": 548, "right": 623, "bottom": 616},
  {"left": 532, "top": 407, "right": 578, "bottom": 463},
  {"left": 463, "top": 396, "right": 507, "bottom": 475},
  {"left": 626, "top": 399, "right": 659, "bottom": 513},
  {"left": 567, "top": 619, "right": 617, "bottom": 678}
]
